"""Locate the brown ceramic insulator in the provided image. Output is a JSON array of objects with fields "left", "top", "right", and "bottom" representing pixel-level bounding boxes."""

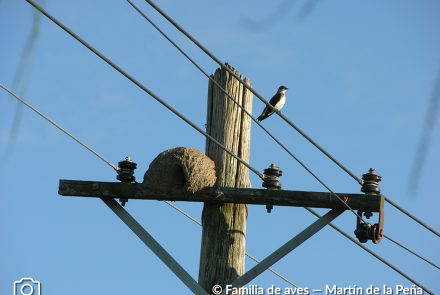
[
  {"left": 117, "top": 157, "right": 137, "bottom": 182},
  {"left": 361, "top": 168, "right": 382, "bottom": 194}
]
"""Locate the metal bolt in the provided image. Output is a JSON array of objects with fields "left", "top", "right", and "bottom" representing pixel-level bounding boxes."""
[{"left": 266, "top": 205, "right": 273, "bottom": 213}]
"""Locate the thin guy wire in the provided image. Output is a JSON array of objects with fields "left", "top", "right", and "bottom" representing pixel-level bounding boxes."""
[
  {"left": 305, "top": 208, "right": 434, "bottom": 295},
  {"left": 383, "top": 235, "right": 440, "bottom": 270},
  {"left": 163, "top": 201, "right": 300, "bottom": 289},
  {"left": 143, "top": 0, "right": 362, "bottom": 186},
  {"left": 382, "top": 195, "right": 440, "bottom": 238},
  {"left": 127, "top": 0, "right": 370, "bottom": 226},
  {"left": 25, "top": 0, "right": 264, "bottom": 181},
  {"left": 0, "top": 84, "right": 119, "bottom": 172},
  {"left": 244, "top": 253, "right": 300, "bottom": 289},
  {"left": 164, "top": 201, "right": 202, "bottom": 226},
  {"left": 141, "top": 0, "right": 440, "bottom": 239}
]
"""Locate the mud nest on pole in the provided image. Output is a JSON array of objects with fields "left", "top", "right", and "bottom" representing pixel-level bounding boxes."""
[{"left": 143, "top": 147, "right": 217, "bottom": 195}]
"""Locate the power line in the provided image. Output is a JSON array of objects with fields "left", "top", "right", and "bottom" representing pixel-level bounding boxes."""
[
  {"left": 127, "top": 4, "right": 440, "bottom": 270},
  {"left": 305, "top": 208, "right": 434, "bottom": 295},
  {"left": 131, "top": 3, "right": 440, "bottom": 262},
  {"left": 384, "top": 235, "right": 439, "bottom": 270},
  {"left": 28, "top": 0, "right": 438, "bottom": 271},
  {"left": 126, "top": 0, "right": 373, "bottom": 227},
  {"left": 141, "top": 0, "right": 440, "bottom": 240},
  {"left": 0, "top": 84, "right": 119, "bottom": 172},
  {"left": 25, "top": 0, "right": 370, "bottom": 230},
  {"left": 28, "top": 0, "right": 438, "bottom": 251},
  {"left": 142, "top": 0, "right": 363, "bottom": 186},
  {"left": 25, "top": 0, "right": 264, "bottom": 181},
  {"left": 0, "top": 90, "right": 296, "bottom": 290},
  {"left": 2, "top": 56, "right": 297, "bottom": 291},
  {"left": 24, "top": 1, "right": 437, "bottom": 290},
  {"left": 163, "top": 201, "right": 301, "bottom": 289},
  {"left": 126, "top": 0, "right": 311, "bottom": 190}
]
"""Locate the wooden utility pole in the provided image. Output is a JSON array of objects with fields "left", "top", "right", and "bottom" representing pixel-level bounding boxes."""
[{"left": 198, "top": 64, "right": 253, "bottom": 292}]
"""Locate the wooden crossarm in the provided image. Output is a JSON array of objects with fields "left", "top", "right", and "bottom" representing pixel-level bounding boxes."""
[{"left": 59, "top": 179, "right": 383, "bottom": 211}]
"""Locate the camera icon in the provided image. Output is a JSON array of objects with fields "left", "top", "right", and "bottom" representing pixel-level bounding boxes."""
[{"left": 14, "top": 278, "right": 41, "bottom": 295}]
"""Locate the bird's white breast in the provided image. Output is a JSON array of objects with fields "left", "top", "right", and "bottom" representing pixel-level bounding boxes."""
[{"left": 274, "top": 95, "right": 286, "bottom": 110}]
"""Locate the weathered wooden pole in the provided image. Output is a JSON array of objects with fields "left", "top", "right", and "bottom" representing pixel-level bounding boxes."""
[{"left": 198, "top": 64, "right": 253, "bottom": 292}]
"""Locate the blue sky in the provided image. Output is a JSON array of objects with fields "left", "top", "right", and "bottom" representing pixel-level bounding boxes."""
[{"left": 1, "top": 0, "right": 439, "bottom": 294}]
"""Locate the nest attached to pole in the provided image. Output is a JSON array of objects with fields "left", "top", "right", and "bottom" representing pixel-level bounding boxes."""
[{"left": 143, "top": 147, "right": 217, "bottom": 195}]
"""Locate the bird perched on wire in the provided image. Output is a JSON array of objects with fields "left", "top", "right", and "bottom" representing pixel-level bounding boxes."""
[{"left": 257, "top": 86, "right": 288, "bottom": 122}]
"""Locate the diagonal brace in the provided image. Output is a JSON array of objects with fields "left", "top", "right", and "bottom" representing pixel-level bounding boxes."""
[
  {"left": 223, "top": 209, "right": 344, "bottom": 293},
  {"left": 101, "top": 198, "right": 208, "bottom": 295}
]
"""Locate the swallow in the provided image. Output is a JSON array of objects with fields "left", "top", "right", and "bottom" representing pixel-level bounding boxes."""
[{"left": 257, "top": 86, "right": 288, "bottom": 121}]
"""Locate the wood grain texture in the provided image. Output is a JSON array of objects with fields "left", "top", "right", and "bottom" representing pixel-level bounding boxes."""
[
  {"left": 199, "top": 64, "right": 252, "bottom": 291},
  {"left": 58, "top": 180, "right": 384, "bottom": 211}
]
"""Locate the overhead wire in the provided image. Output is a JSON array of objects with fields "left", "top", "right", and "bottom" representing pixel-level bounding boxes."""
[
  {"left": 383, "top": 196, "right": 440, "bottom": 238},
  {"left": 142, "top": 0, "right": 363, "bottom": 186},
  {"left": 23, "top": 1, "right": 437, "bottom": 291},
  {"left": 140, "top": 0, "right": 440, "bottom": 240},
  {"left": 383, "top": 235, "right": 440, "bottom": 270},
  {"left": 132, "top": 0, "right": 440, "bottom": 286},
  {"left": 25, "top": 0, "right": 264, "bottom": 181},
  {"left": 0, "top": 84, "right": 119, "bottom": 172},
  {"left": 131, "top": 0, "right": 440, "bottom": 269},
  {"left": 1, "top": 79, "right": 300, "bottom": 289},
  {"left": 2, "top": 30, "right": 298, "bottom": 291},
  {"left": 126, "top": 0, "right": 373, "bottom": 227},
  {"left": 25, "top": 0, "right": 438, "bottom": 260},
  {"left": 7, "top": 75, "right": 432, "bottom": 295},
  {"left": 23, "top": 0, "right": 367, "bottom": 233},
  {"left": 1, "top": 80, "right": 301, "bottom": 289},
  {"left": 128, "top": 3, "right": 440, "bottom": 267}
]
